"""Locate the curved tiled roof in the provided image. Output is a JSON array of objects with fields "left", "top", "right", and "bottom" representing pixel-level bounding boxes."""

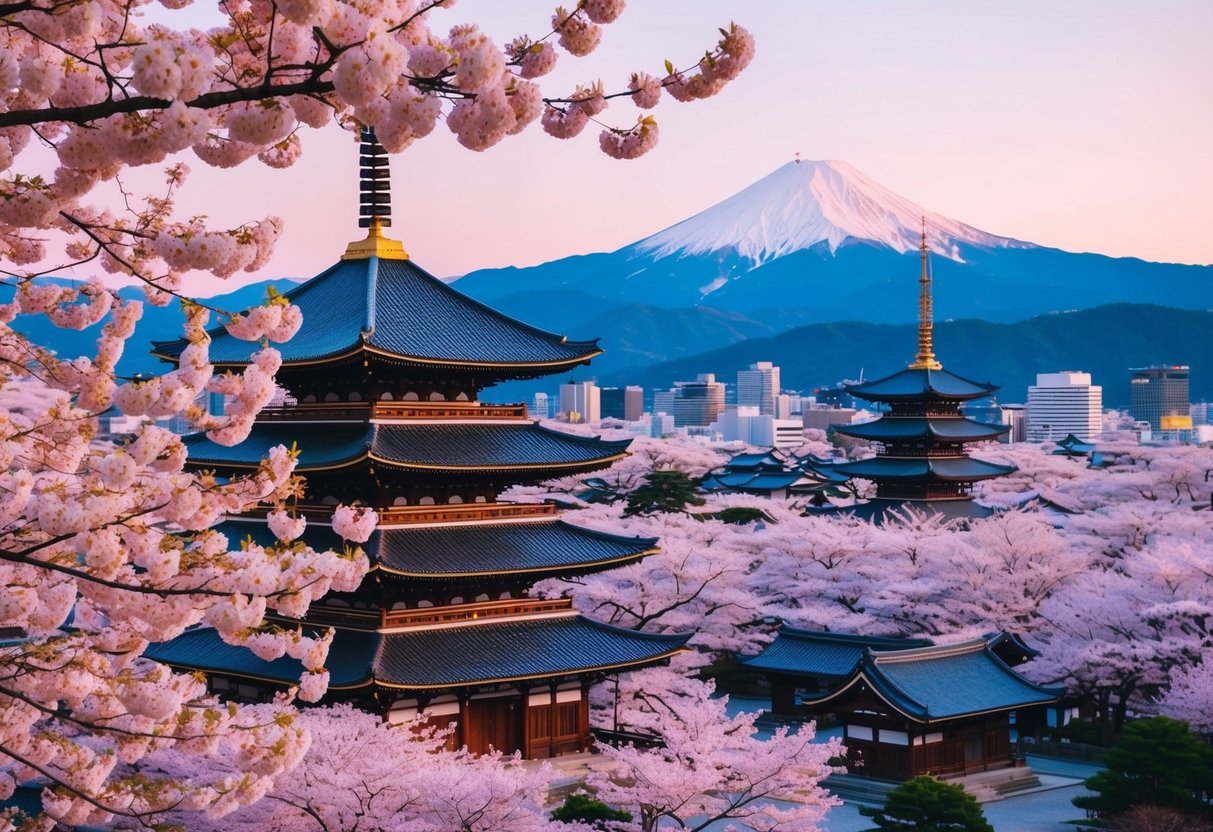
[
  {"left": 375, "top": 520, "right": 656, "bottom": 577},
  {"left": 847, "top": 367, "right": 997, "bottom": 402},
  {"left": 149, "top": 616, "right": 688, "bottom": 691},
  {"left": 833, "top": 456, "right": 1015, "bottom": 482},
  {"left": 739, "top": 627, "right": 932, "bottom": 678},
  {"left": 374, "top": 615, "right": 689, "bottom": 689},
  {"left": 153, "top": 256, "right": 599, "bottom": 372},
  {"left": 370, "top": 423, "right": 631, "bottom": 470},
  {"left": 183, "top": 422, "right": 631, "bottom": 472},
  {"left": 146, "top": 626, "right": 377, "bottom": 688},
  {"left": 212, "top": 517, "right": 656, "bottom": 579},
  {"left": 183, "top": 422, "right": 370, "bottom": 469},
  {"left": 837, "top": 417, "right": 1008, "bottom": 442},
  {"left": 800, "top": 639, "right": 1062, "bottom": 722}
]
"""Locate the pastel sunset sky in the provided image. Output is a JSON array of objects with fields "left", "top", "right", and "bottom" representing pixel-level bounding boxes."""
[{"left": 61, "top": 0, "right": 1213, "bottom": 293}]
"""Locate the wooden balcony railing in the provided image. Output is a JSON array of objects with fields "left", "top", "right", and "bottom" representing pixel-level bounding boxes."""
[
  {"left": 238, "top": 502, "right": 557, "bottom": 526},
  {"left": 374, "top": 502, "right": 556, "bottom": 525},
  {"left": 272, "top": 597, "right": 574, "bottom": 632},
  {"left": 379, "top": 597, "right": 573, "bottom": 629},
  {"left": 257, "top": 402, "right": 371, "bottom": 422},
  {"left": 253, "top": 401, "right": 529, "bottom": 422},
  {"left": 372, "top": 401, "right": 528, "bottom": 421}
]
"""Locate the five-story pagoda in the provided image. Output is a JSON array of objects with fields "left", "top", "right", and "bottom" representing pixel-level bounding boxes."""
[
  {"left": 148, "top": 132, "right": 687, "bottom": 759},
  {"left": 831, "top": 224, "right": 1015, "bottom": 523}
]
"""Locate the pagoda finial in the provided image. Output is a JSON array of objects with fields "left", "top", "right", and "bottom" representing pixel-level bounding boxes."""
[
  {"left": 343, "top": 127, "right": 409, "bottom": 261},
  {"left": 908, "top": 216, "right": 941, "bottom": 370}
]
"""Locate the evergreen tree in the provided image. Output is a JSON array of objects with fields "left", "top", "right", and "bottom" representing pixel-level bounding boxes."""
[
  {"left": 860, "top": 776, "right": 994, "bottom": 832},
  {"left": 1074, "top": 716, "right": 1213, "bottom": 818},
  {"left": 623, "top": 469, "right": 706, "bottom": 517}
]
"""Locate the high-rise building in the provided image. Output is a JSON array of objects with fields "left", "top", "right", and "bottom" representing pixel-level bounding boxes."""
[
  {"left": 147, "top": 134, "right": 683, "bottom": 759},
  {"left": 530, "top": 391, "right": 550, "bottom": 420},
  {"left": 1130, "top": 366, "right": 1191, "bottom": 431},
  {"left": 560, "top": 379, "right": 600, "bottom": 423},
  {"left": 1000, "top": 404, "right": 1027, "bottom": 443},
  {"left": 1026, "top": 372, "right": 1102, "bottom": 442},
  {"left": 652, "top": 389, "right": 675, "bottom": 417},
  {"left": 671, "top": 374, "right": 726, "bottom": 427},
  {"left": 600, "top": 387, "right": 625, "bottom": 420},
  {"left": 737, "top": 361, "right": 780, "bottom": 415},
  {"left": 624, "top": 385, "right": 645, "bottom": 422}
]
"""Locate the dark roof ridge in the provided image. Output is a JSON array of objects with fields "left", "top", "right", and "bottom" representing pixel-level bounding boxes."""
[{"left": 777, "top": 626, "right": 934, "bottom": 650}]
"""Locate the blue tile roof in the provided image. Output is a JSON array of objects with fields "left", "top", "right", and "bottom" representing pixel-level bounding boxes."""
[
  {"left": 183, "top": 422, "right": 370, "bottom": 468},
  {"left": 214, "top": 517, "right": 656, "bottom": 578},
  {"left": 370, "top": 423, "right": 631, "bottom": 469},
  {"left": 838, "top": 417, "right": 1008, "bottom": 442},
  {"left": 847, "top": 368, "right": 997, "bottom": 403},
  {"left": 149, "top": 616, "right": 687, "bottom": 690},
  {"left": 740, "top": 627, "right": 932, "bottom": 677},
  {"left": 146, "top": 626, "right": 377, "bottom": 688},
  {"left": 833, "top": 456, "right": 1015, "bottom": 482},
  {"left": 859, "top": 641, "right": 1063, "bottom": 721},
  {"left": 376, "top": 520, "right": 657, "bottom": 577},
  {"left": 154, "top": 257, "right": 599, "bottom": 371},
  {"left": 374, "top": 615, "right": 689, "bottom": 688},
  {"left": 183, "top": 422, "right": 631, "bottom": 471},
  {"left": 825, "top": 498, "right": 998, "bottom": 525}
]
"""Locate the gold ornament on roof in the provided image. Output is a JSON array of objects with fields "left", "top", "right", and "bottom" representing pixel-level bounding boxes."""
[{"left": 908, "top": 217, "right": 942, "bottom": 371}]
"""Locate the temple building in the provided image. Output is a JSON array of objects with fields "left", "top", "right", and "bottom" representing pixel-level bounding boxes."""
[
  {"left": 741, "top": 628, "right": 1060, "bottom": 780},
  {"left": 828, "top": 226, "right": 1015, "bottom": 523},
  {"left": 147, "top": 132, "right": 687, "bottom": 758},
  {"left": 700, "top": 450, "right": 850, "bottom": 502}
]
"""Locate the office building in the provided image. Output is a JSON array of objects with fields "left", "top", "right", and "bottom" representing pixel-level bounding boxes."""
[
  {"left": 737, "top": 362, "right": 780, "bottom": 415},
  {"left": 661, "top": 374, "right": 726, "bottom": 427},
  {"left": 1000, "top": 404, "right": 1026, "bottom": 444},
  {"left": 1026, "top": 372, "right": 1102, "bottom": 442},
  {"left": 710, "top": 406, "right": 805, "bottom": 449},
  {"left": 1130, "top": 366, "right": 1191, "bottom": 431},
  {"left": 560, "top": 379, "right": 600, "bottom": 423}
]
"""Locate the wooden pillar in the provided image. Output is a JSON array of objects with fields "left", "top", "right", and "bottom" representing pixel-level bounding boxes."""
[
  {"left": 579, "top": 678, "right": 591, "bottom": 751},
  {"left": 456, "top": 690, "right": 468, "bottom": 752},
  {"left": 520, "top": 685, "right": 532, "bottom": 760}
]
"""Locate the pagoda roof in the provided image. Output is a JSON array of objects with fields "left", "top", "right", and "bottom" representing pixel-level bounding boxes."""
[
  {"left": 846, "top": 367, "right": 997, "bottom": 403},
  {"left": 147, "top": 615, "right": 687, "bottom": 691},
  {"left": 218, "top": 516, "right": 657, "bottom": 579},
  {"left": 1053, "top": 434, "right": 1097, "bottom": 455},
  {"left": 152, "top": 257, "right": 600, "bottom": 374},
  {"left": 739, "top": 627, "right": 933, "bottom": 678},
  {"left": 823, "top": 498, "right": 998, "bottom": 525},
  {"left": 837, "top": 417, "right": 1008, "bottom": 442},
  {"left": 726, "top": 451, "right": 789, "bottom": 471},
  {"left": 802, "top": 639, "right": 1062, "bottom": 723},
  {"left": 832, "top": 456, "right": 1015, "bottom": 482},
  {"left": 183, "top": 422, "right": 631, "bottom": 473}
]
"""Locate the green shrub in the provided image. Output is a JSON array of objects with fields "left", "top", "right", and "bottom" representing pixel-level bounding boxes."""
[{"left": 551, "top": 792, "right": 632, "bottom": 829}]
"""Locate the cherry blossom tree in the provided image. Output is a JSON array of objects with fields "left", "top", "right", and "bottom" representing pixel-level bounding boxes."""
[
  {"left": 587, "top": 670, "right": 843, "bottom": 832},
  {"left": 152, "top": 705, "right": 560, "bottom": 832},
  {"left": 1160, "top": 662, "right": 1213, "bottom": 734},
  {"left": 2, "top": 0, "right": 756, "bottom": 825}
]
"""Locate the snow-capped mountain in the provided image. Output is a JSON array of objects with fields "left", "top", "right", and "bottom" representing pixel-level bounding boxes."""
[
  {"left": 636, "top": 159, "right": 1025, "bottom": 266},
  {"left": 454, "top": 160, "right": 1212, "bottom": 328}
]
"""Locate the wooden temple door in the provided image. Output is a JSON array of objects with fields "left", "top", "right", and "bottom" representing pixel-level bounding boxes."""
[{"left": 465, "top": 696, "right": 522, "bottom": 756}]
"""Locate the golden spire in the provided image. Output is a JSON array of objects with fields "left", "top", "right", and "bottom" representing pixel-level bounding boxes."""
[
  {"left": 908, "top": 216, "right": 941, "bottom": 370},
  {"left": 343, "top": 128, "right": 409, "bottom": 261}
]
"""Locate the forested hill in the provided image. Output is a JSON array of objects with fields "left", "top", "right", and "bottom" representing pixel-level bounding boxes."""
[{"left": 602, "top": 304, "right": 1213, "bottom": 407}]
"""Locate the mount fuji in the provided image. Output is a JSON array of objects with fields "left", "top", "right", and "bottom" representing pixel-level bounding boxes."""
[{"left": 455, "top": 160, "right": 1213, "bottom": 331}]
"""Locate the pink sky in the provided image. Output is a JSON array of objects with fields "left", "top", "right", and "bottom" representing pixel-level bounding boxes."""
[{"left": 50, "top": 1, "right": 1213, "bottom": 295}]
